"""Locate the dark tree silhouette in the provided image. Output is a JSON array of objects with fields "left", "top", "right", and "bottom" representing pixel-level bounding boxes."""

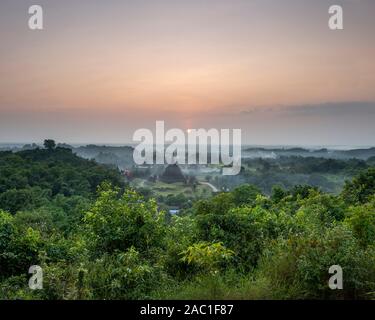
[{"left": 44, "top": 139, "right": 56, "bottom": 151}]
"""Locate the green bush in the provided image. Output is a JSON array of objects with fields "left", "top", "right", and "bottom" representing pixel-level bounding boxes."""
[
  {"left": 0, "top": 210, "right": 42, "bottom": 279},
  {"left": 83, "top": 186, "right": 167, "bottom": 256},
  {"left": 258, "top": 225, "right": 375, "bottom": 299}
]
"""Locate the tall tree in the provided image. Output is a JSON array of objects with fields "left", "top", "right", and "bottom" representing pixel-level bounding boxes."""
[{"left": 44, "top": 139, "right": 56, "bottom": 151}]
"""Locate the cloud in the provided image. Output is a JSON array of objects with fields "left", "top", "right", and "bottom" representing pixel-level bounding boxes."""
[
  {"left": 282, "top": 101, "right": 375, "bottom": 117},
  {"left": 240, "top": 101, "right": 375, "bottom": 117}
]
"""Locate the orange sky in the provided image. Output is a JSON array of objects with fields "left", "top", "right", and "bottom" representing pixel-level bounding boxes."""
[{"left": 0, "top": 0, "right": 375, "bottom": 144}]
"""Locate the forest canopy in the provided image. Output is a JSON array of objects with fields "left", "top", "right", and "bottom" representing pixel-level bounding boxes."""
[{"left": 0, "top": 145, "right": 374, "bottom": 300}]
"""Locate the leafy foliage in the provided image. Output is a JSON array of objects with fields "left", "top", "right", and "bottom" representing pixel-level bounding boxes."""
[
  {"left": 83, "top": 185, "right": 166, "bottom": 255},
  {"left": 180, "top": 242, "right": 234, "bottom": 273},
  {"left": 342, "top": 167, "right": 375, "bottom": 204},
  {"left": 0, "top": 147, "right": 374, "bottom": 300}
]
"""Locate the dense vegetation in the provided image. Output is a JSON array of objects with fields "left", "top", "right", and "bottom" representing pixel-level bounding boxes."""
[
  {"left": 214, "top": 156, "right": 372, "bottom": 195},
  {"left": 0, "top": 144, "right": 374, "bottom": 300}
]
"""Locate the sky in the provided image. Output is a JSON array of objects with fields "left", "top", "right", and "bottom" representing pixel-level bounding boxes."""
[{"left": 0, "top": 0, "right": 374, "bottom": 145}]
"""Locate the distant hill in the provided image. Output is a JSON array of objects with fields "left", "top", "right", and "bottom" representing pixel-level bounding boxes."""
[
  {"left": 0, "top": 147, "right": 124, "bottom": 214},
  {"left": 73, "top": 145, "right": 134, "bottom": 169},
  {"left": 243, "top": 146, "right": 375, "bottom": 160}
]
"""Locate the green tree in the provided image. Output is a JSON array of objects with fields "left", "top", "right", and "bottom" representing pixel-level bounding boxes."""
[
  {"left": 0, "top": 210, "right": 41, "bottom": 279},
  {"left": 344, "top": 196, "right": 375, "bottom": 247},
  {"left": 83, "top": 185, "right": 166, "bottom": 255},
  {"left": 342, "top": 167, "right": 375, "bottom": 204},
  {"left": 232, "top": 184, "right": 261, "bottom": 207},
  {"left": 180, "top": 242, "right": 234, "bottom": 273},
  {"left": 44, "top": 139, "right": 56, "bottom": 151}
]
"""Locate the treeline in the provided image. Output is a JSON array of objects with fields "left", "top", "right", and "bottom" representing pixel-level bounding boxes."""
[
  {"left": 0, "top": 144, "right": 374, "bottom": 299},
  {"left": 0, "top": 146, "right": 124, "bottom": 214},
  {"left": 214, "top": 156, "right": 372, "bottom": 195}
]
